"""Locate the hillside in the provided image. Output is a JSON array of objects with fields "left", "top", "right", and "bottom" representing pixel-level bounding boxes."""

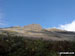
[
  {"left": 0, "top": 24, "right": 75, "bottom": 56},
  {"left": 0, "top": 24, "right": 75, "bottom": 41}
]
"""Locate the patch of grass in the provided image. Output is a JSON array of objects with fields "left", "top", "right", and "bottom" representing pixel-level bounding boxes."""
[{"left": 0, "top": 35, "right": 75, "bottom": 56}]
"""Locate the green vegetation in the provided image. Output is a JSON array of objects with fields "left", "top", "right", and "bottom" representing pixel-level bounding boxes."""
[{"left": 0, "top": 34, "right": 75, "bottom": 56}]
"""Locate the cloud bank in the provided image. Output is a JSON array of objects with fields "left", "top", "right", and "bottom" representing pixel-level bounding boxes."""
[{"left": 58, "top": 20, "right": 75, "bottom": 32}]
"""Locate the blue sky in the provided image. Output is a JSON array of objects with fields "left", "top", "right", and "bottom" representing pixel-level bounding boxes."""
[{"left": 0, "top": 0, "right": 75, "bottom": 29}]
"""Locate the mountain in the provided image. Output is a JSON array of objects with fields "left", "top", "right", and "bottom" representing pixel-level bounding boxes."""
[
  {"left": 0, "top": 24, "right": 75, "bottom": 41},
  {"left": 0, "top": 24, "right": 75, "bottom": 56}
]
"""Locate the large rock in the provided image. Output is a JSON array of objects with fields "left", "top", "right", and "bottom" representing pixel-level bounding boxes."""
[{"left": 23, "top": 24, "right": 42, "bottom": 31}]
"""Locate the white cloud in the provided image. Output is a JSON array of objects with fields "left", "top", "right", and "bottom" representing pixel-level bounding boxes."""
[{"left": 58, "top": 20, "right": 75, "bottom": 32}]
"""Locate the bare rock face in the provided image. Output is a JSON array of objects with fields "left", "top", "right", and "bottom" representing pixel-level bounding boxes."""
[
  {"left": 0, "top": 24, "right": 43, "bottom": 33},
  {"left": 23, "top": 24, "right": 42, "bottom": 31},
  {"left": 1, "top": 24, "right": 42, "bottom": 31}
]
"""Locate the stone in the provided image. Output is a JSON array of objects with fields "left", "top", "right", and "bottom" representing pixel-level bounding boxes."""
[{"left": 23, "top": 24, "right": 42, "bottom": 31}]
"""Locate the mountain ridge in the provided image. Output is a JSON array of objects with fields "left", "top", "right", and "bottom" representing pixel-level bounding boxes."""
[{"left": 0, "top": 24, "right": 75, "bottom": 41}]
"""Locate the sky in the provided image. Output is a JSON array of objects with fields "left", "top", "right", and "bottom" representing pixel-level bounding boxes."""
[{"left": 0, "top": 0, "right": 75, "bottom": 31}]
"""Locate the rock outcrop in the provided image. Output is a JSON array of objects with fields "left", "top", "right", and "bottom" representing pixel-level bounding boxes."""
[{"left": 23, "top": 24, "right": 42, "bottom": 31}]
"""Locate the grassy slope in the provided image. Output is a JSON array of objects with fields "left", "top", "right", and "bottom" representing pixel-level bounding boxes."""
[{"left": 0, "top": 34, "right": 75, "bottom": 56}]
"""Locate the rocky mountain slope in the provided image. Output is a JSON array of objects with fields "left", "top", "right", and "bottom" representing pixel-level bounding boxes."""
[{"left": 0, "top": 24, "right": 75, "bottom": 41}]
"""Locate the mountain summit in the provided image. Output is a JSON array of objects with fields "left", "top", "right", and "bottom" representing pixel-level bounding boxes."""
[{"left": 23, "top": 24, "right": 42, "bottom": 31}]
